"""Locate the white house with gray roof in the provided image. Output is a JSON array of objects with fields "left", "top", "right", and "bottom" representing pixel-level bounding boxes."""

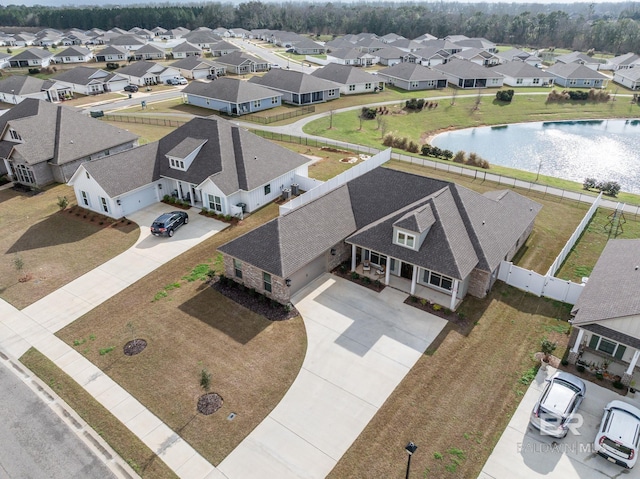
[
  {"left": 95, "top": 45, "right": 128, "bottom": 63},
  {"left": 172, "top": 41, "right": 203, "bottom": 59},
  {"left": 9, "top": 47, "right": 54, "bottom": 68},
  {"left": 492, "top": 62, "right": 555, "bottom": 87},
  {"left": 116, "top": 61, "right": 181, "bottom": 86},
  {"left": 604, "top": 52, "right": 640, "bottom": 71},
  {"left": 311, "top": 64, "right": 383, "bottom": 94},
  {"left": 546, "top": 62, "right": 609, "bottom": 88},
  {"left": 132, "top": 43, "right": 166, "bottom": 61},
  {"left": 51, "top": 66, "right": 129, "bottom": 95},
  {"left": 0, "top": 75, "right": 58, "bottom": 104},
  {"left": 218, "top": 167, "right": 541, "bottom": 307},
  {"left": 377, "top": 63, "right": 448, "bottom": 91},
  {"left": 68, "top": 117, "right": 311, "bottom": 219},
  {"left": 183, "top": 78, "right": 282, "bottom": 115},
  {"left": 1, "top": 99, "right": 138, "bottom": 187},
  {"left": 248, "top": 69, "right": 340, "bottom": 105},
  {"left": 613, "top": 67, "right": 640, "bottom": 90},
  {"left": 432, "top": 58, "right": 504, "bottom": 89},
  {"left": 170, "top": 57, "right": 225, "bottom": 80},
  {"left": 568, "top": 239, "right": 640, "bottom": 386},
  {"left": 214, "top": 51, "right": 269, "bottom": 74},
  {"left": 53, "top": 46, "right": 94, "bottom": 64}
]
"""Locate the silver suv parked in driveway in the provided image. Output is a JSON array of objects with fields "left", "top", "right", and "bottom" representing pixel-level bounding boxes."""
[
  {"left": 530, "top": 371, "right": 586, "bottom": 438},
  {"left": 594, "top": 400, "right": 640, "bottom": 469}
]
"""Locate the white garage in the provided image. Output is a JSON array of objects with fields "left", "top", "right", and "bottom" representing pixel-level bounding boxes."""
[{"left": 118, "top": 184, "right": 160, "bottom": 217}]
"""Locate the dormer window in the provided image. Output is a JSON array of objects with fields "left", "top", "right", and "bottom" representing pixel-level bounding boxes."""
[
  {"left": 9, "top": 129, "right": 22, "bottom": 141},
  {"left": 396, "top": 231, "right": 415, "bottom": 249},
  {"left": 169, "top": 158, "right": 186, "bottom": 170}
]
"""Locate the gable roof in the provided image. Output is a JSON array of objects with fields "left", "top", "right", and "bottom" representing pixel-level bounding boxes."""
[
  {"left": 219, "top": 167, "right": 541, "bottom": 279},
  {"left": 375, "top": 46, "right": 406, "bottom": 60},
  {"left": 432, "top": 59, "right": 504, "bottom": 79},
  {"left": 172, "top": 41, "right": 202, "bottom": 53},
  {"left": 109, "top": 34, "right": 145, "bottom": 46},
  {"left": 492, "top": 61, "right": 554, "bottom": 79},
  {"left": 10, "top": 47, "right": 53, "bottom": 60},
  {"left": 0, "top": 99, "right": 137, "bottom": 166},
  {"left": 555, "top": 51, "right": 597, "bottom": 65},
  {"left": 170, "top": 57, "right": 217, "bottom": 70},
  {"left": 572, "top": 239, "right": 640, "bottom": 325},
  {"left": 53, "top": 45, "right": 91, "bottom": 58},
  {"left": 135, "top": 43, "right": 165, "bottom": 54},
  {"left": 249, "top": 69, "right": 340, "bottom": 94},
  {"left": 97, "top": 45, "right": 128, "bottom": 56},
  {"left": 311, "top": 64, "right": 379, "bottom": 85},
  {"left": 546, "top": 62, "right": 609, "bottom": 80},
  {"left": 214, "top": 51, "right": 264, "bottom": 67},
  {"left": 79, "top": 117, "right": 308, "bottom": 198},
  {"left": 0, "top": 75, "right": 47, "bottom": 94},
  {"left": 117, "top": 60, "right": 164, "bottom": 77},
  {"left": 378, "top": 63, "right": 448, "bottom": 81},
  {"left": 51, "top": 66, "right": 118, "bottom": 85},
  {"left": 183, "top": 78, "right": 281, "bottom": 103}
]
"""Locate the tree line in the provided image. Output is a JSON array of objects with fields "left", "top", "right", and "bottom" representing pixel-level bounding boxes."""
[{"left": 2, "top": 2, "right": 640, "bottom": 54}]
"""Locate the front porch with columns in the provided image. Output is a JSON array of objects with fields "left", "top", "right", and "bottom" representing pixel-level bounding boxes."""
[
  {"left": 350, "top": 244, "right": 462, "bottom": 311},
  {"left": 166, "top": 178, "right": 203, "bottom": 208}
]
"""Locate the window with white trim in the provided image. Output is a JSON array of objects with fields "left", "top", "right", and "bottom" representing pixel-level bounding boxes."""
[
  {"left": 349, "top": 85, "right": 356, "bottom": 91},
  {"left": 13, "top": 164, "right": 35, "bottom": 184},
  {"left": 208, "top": 194, "right": 222, "bottom": 213},
  {"left": 533, "top": 78, "right": 540, "bottom": 84},
  {"left": 264, "top": 184, "right": 271, "bottom": 195},
  {"left": 422, "top": 270, "right": 454, "bottom": 291},
  {"left": 81, "top": 190, "right": 90, "bottom": 206},
  {"left": 365, "top": 83, "right": 371, "bottom": 89},
  {"left": 396, "top": 231, "right": 415, "bottom": 248},
  {"left": 9, "top": 129, "right": 22, "bottom": 141},
  {"left": 588, "top": 334, "right": 627, "bottom": 360},
  {"left": 410, "top": 81, "right": 419, "bottom": 88},
  {"left": 233, "top": 259, "right": 243, "bottom": 278},
  {"left": 271, "top": 96, "right": 278, "bottom": 104},
  {"left": 263, "top": 271, "right": 272, "bottom": 293},
  {"left": 516, "top": 78, "right": 523, "bottom": 84},
  {"left": 100, "top": 196, "right": 109, "bottom": 213},
  {"left": 253, "top": 100, "right": 261, "bottom": 108}
]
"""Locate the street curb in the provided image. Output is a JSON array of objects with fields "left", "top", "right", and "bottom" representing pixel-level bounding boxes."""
[{"left": 0, "top": 348, "right": 141, "bottom": 479}]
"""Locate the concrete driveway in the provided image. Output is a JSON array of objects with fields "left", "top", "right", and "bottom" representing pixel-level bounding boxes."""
[
  {"left": 480, "top": 366, "right": 640, "bottom": 479},
  {"left": 218, "top": 274, "right": 447, "bottom": 479}
]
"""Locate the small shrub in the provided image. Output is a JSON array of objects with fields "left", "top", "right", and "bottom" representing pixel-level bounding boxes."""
[
  {"left": 360, "top": 107, "right": 377, "bottom": 119},
  {"left": 453, "top": 151, "right": 466, "bottom": 164},
  {"left": 99, "top": 346, "right": 115, "bottom": 355},
  {"left": 541, "top": 338, "right": 557, "bottom": 360},
  {"left": 407, "top": 141, "right": 420, "bottom": 153},
  {"left": 382, "top": 133, "right": 395, "bottom": 147},
  {"left": 363, "top": 276, "right": 371, "bottom": 284},
  {"left": 432, "top": 304, "right": 442, "bottom": 311},
  {"left": 28, "top": 68, "right": 40, "bottom": 75},
  {"left": 57, "top": 195, "right": 68, "bottom": 210},
  {"left": 613, "top": 380, "right": 625, "bottom": 390},
  {"left": 583, "top": 177, "right": 598, "bottom": 190},
  {"left": 200, "top": 368, "right": 212, "bottom": 391},
  {"left": 410, "top": 295, "right": 418, "bottom": 302},
  {"left": 421, "top": 144, "right": 432, "bottom": 156},
  {"left": 163, "top": 194, "right": 171, "bottom": 202},
  {"left": 561, "top": 358, "right": 569, "bottom": 366},
  {"left": 351, "top": 272, "right": 360, "bottom": 280},
  {"left": 496, "top": 89, "right": 515, "bottom": 102},
  {"left": 576, "top": 364, "right": 586, "bottom": 373},
  {"left": 595, "top": 372, "right": 604, "bottom": 380}
]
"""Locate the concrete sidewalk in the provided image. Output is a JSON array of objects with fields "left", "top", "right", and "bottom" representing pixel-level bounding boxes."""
[{"left": 0, "top": 204, "right": 228, "bottom": 479}]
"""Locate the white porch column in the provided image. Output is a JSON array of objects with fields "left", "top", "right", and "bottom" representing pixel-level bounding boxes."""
[
  {"left": 189, "top": 186, "right": 195, "bottom": 206},
  {"left": 176, "top": 181, "right": 183, "bottom": 200},
  {"left": 410, "top": 265, "right": 417, "bottom": 296},
  {"left": 384, "top": 261, "right": 390, "bottom": 286},
  {"left": 449, "top": 279, "right": 459, "bottom": 311},
  {"left": 627, "top": 350, "right": 640, "bottom": 375},
  {"left": 571, "top": 329, "right": 584, "bottom": 354},
  {"left": 351, "top": 244, "right": 356, "bottom": 272}
]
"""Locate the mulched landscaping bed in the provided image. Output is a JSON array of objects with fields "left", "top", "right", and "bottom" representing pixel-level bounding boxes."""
[
  {"left": 403, "top": 296, "right": 476, "bottom": 336},
  {"left": 197, "top": 392, "right": 223, "bottom": 415},
  {"left": 66, "top": 206, "right": 135, "bottom": 229},
  {"left": 556, "top": 359, "right": 629, "bottom": 396},
  {"left": 210, "top": 278, "right": 299, "bottom": 321},
  {"left": 332, "top": 268, "right": 385, "bottom": 293},
  {"left": 123, "top": 339, "right": 147, "bottom": 356}
]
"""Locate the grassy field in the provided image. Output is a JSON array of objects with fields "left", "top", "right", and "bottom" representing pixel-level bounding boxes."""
[
  {"left": 0, "top": 184, "right": 139, "bottom": 309},
  {"left": 49, "top": 203, "right": 307, "bottom": 467}
]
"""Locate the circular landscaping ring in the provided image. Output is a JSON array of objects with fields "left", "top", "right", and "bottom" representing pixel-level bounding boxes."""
[
  {"left": 123, "top": 339, "right": 147, "bottom": 356},
  {"left": 198, "top": 393, "right": 223, "bottom": 415}
]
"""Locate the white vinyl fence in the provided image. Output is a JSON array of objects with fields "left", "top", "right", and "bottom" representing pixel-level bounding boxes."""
[
  {"left": 497, "top": 192, "right": 604, "bottom": 304},
  {"left": 279, "top": 148, "right": 391, "bottom": 215}
]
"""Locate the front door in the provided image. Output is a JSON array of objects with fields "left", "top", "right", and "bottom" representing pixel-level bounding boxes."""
[{"left": 400, "top": 262, "right": 413, "bottom": 280}]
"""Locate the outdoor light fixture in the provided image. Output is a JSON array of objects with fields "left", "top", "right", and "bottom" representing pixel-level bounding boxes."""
[
  {"left": 331, "top": 248, "right": 336, "bottom": 256},
  {"left": 285, "top": 278, "right": 291, "bottom": 287},
  {"left": 116, "top": 199, "right": 121, "bottom": 205},
  {"left": 405, "top": 442, "right": 417, "bottom": 479},
  {"left": 158, "top": 183, "right": 162, "bottom": 189}
]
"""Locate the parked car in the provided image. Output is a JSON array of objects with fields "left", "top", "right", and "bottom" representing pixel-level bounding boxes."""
[
  {"left": 177, "top": 77, "right": 188, "bottom": 85},
  {"left": 150, "top": 211, "right": 189, "bottom": 237},
  {"left": 124, "top": 84, "right": 138, "bottom": 93},
  {"left": 530, "top": 371, "right": 586, "bottom": 438},
  {"left": 166, "top": 78, "right": 178, "bottom": 85},
  {"left": 594, "top": 400, "right": 640, "bottom": 468}
]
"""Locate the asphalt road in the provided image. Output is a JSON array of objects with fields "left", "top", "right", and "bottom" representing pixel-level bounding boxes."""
[
  {"left": 229, "top": 37, "right": 319, "bottom": 73},
  {"left": 0, "top": 361, "right": 115, "bottom": 479}
]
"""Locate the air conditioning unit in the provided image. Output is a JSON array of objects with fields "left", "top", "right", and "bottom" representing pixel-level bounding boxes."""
[
  {"left": 281, "top": 188, "right": 291, "bottom": 201},
  {"left": 291, "top": 183, "right": 299, "bottom": 196}
]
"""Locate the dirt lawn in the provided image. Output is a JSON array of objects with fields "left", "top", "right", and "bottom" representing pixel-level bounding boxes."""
[{"left": 0, "top": 184, "right": 139, "bottom": 309}]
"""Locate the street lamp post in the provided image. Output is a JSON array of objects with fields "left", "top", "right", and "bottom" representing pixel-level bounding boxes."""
[
  {"left": 536, "top": 157, "right": 543, "bottom": 182},
  {"left": 405, "top": 442, "right": 417, "bottom": 479}
]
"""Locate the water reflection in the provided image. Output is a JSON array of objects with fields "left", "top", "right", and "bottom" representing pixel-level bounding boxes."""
[{"left": 431, "top": 119, "right": 640, "bottom": 193}]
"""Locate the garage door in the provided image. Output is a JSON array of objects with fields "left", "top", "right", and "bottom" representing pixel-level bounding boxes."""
[
  {"left": 120, "top": 186, "right": 158, "bottom": 216},
  {"left": 193, "top": 70, "right": 209, "bottom": 80},
  {"left": 288, "top": 253, "right": 327, "bottom": 296}
]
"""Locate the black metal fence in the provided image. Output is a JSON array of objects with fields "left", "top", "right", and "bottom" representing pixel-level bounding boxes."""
[
  {"left": 103, "top": 114, "right": 188, "bottom": 128},
  {"left": 235, "top": 106, "right": 315, "bottom": 124}
]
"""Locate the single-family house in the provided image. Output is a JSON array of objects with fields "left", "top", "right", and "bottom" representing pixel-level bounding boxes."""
[
  {"left": 213, "top": 27, "right": 230, "bottom": 37},
  {"left": 326, "top": 48, "right": 377, "bottom": 67},
  {"left": 568, "top": 239, "right": 640, "bottom": 386},
  {"left": 172, "top": 41, "right": 203, "bottom": 59},
  {"left": 248, "top": 69, "right": 340, "bottom": 105},
  {"left": 109, "top": 34, "right": 146, "bottom": 51},
  {"left": 162, "top": 27, "right": 191, "bottom": 40},
  {"left": 453, "top": 48, "right": 500, "bottom": 66},
  {"left": 492, "top": 62, "right": 555, "bottom": 87},
  {"left": 414, "top": 33, "right": 438, "bottom": 42},
  {"left": 11, "top": 33, "right": 36, "bottom": 47},
  {"left": 129, "top": 28, "right": 154, "bottom": 40},
  {"left": 388, "top": 38, "right": 424, "bottom": 53},
  {"left": 68, "top": 117, "right": 311, "bottom": 219},
  {"left": 182, "top": 31, "right": 222, "bottom": 51},
  {"left": 53, "top": 46, "right": 93, "bottom": 64},
  {"left": 546, "top": 62, "right": 609, "bottom": 88},
  {"left": 183, "top": 78, "right": 282, "bottom": 115},
  {"left": 214, "top": 51, "right": 269, "bottom": 74},
  {"left": 218, "top": 166, "right": 541, "bottom": 307},
  {"left": 604, "top": 52, "right": 640, "bottom": 71},
  {"left": 419, "top": 39, "right": 463, "bottom": 55},
  {"left": 311, "top": 64, "right": 383, "bottom": 94},
  {"left": 432, "top": 59, "right": 504, "bottom": 89},
  {"left": 152, "top": 27, "right": 168, "bottom": 37},
  {"left": 228, "top": 28, "right": 251, "bottom": 38},
  {"left": 380, "top": 33, "right": 405, "bottom": 44},
  {"left": 170, "top": 57, "right": 226, "bottom": 80},
  {"left": 0, "top": 52, "right": 11, "bottom": 69},
  {"left": 413, "top": 47, "right": 450, "bottom": 67},
  {"left": 454, "top": 37, "right": 498, "bottom": 53},
  {"left": 613, "top": 67, "right": 640, "bottom": 90},
  {"left": 555, "top": 51, "right": 602, "bottom": 71},
  {"left": 132, "top": 43, "right": 166, "bottom": 61},
  {"left": 51, "top": 66, "right": 129, "bottom": 95},
  {"left": 1, "top": 99, "right": 138, "bottom": 187},
  {"left": 496, "top": 48, "right": 542, "bottom": 67},
  {"left": 292, "top": 38, "right": 327, "bottom": 55},
  {"left": 210, "top": 40, "right": 241, "bottom": 57},
  {"left": 116, "top": 61, "right": 181, "bottom": 86},
  {"left": 60, "top": 32, "right": 93, "bottom": 46},
  {"left": 377, "top": 63, "right": 448, "bottom": 91},
  {"left": 354, "top": 37, "right": 387, "bottom": 54},
  {"left": 95, "top": 45, "right": 128, "bottom": 62},
  {"left": 376, "top": 47, "right": 406, "bottom": 67},
  {"left": 9, "top": 48, "right": 55, "bottom": 68},
  {"left": 0, "top": 75, "right": 57, "bottom": 104}
]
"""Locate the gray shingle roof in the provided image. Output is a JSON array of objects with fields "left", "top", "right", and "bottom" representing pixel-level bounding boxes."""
[
  {"left": 0, "top": 75, "right": 47, "bottom": 95},
  {"left": 375, "top": 47, "right": 405, "bottom": 60},
  {"left": 117, "top": 61, "right": 162, "bottom": 77},
  {"left": 492, "top": 62, "right": 554, "bottom": 79},
  {"left": 0, "top": 99, "right": 137, "bottom": 166},
  {"left": 172, "top": 41, "right": 202, "bottom": 53},
  {"left": 183, "top": 78, "right": 281, "bottom": 103},
  {"left": 51, "top": 66, "right": 114, "bottom": 86},
  {"left": 170, "top": 57, "right": 216, "bottom": 70},
  {"left": 249, "top": 69, "right": 340, "bottom": 94},
  {"left": 432, "top": 59, "right": 504, "bottom": 79},
  {"left": 394, "top": 204, "right": 436, "bottom": 233},
  {"left": 214, "top": 51, "right": 263, "bottom": 67},
  {"left": 327, "top": 48, "right": 363, "bottom": 60},
  {"left": 97, "top": 45, "right": 127, "bottom": 56},
  {"left": 572, "top": 239, "right": 640, "bottom": 324},
  {"left": 378, "top": 63, "right": 448, "bottom": 81},
  {"left": 166, "top": 137, "right": 207, "bottom": 159},
  {"left": 109, "top": 34, "right": 145, "bottom": 46},
  {"left": 546, "top": 62, "right": 609, "bottom": 80},
  {"left": 311, "top": 64, "right": 379, "bottom": 85},
  {"left": 81, "top": 117, "right": 308, "bottom": 198},
  {"left": 135, "top": 43, "right": 165, "bottom": 54},
  {"left": 10, "top": 48, "right": 53, "bottom": 60},
  {"left": 53, "top": 46, "right": 91, "bottom": 58},
  {"left": 219, "top": 167, "right": 541, "bottom": 280},
  {"left": 581, "top": 323, "right": 640, "bottom": 350}
]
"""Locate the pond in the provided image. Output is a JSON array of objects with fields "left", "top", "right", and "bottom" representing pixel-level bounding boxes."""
[{"left": 431, "top": 119, "right": 640, "bottom": 193}]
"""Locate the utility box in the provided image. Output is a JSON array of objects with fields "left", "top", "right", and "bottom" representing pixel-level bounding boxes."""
[
  {"left": 291, "top": 183, "right": 299, "bottom": 195},
  {"left": 89, "top": 110, "right": 104, "bottom": 118}
]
